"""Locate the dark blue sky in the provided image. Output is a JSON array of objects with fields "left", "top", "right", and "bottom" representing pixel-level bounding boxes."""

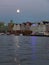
[{"left": 0, "top": 0, "right": 49, "bottom": 23}]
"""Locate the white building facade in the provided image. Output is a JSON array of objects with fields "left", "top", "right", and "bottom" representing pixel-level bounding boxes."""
[
  {"left": 38, "top": 23, "right": 46, "bottom": 33},
  {"left": 30, "top": 23, "right": 38, "bottom": 32},
  {"left": 20, "top": 24, "right": 25, "bottom": 31},
  {"left": 13, "top": 24, "right": 20, "bottom": 31}
]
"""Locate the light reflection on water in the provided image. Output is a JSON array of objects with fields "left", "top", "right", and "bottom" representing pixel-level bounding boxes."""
[
  {"left": 32, "top": 36, "right": 37, "bottom": 60},
  {"left": 0, "top": 35, "right": 49, "bottom": 65}
]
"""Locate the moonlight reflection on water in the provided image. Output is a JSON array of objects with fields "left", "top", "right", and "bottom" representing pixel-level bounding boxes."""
[{"left": 0, "top": 35, "right": 49, "bottom": 65}]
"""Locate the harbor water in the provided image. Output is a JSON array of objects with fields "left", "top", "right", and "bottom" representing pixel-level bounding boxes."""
[{"left": 0, "top": 35, "right": 49, "bottom": 65}]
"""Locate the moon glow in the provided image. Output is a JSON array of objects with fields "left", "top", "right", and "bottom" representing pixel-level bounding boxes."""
[{"left": 17, "top": 9, "right": 20, "bottom": 13}]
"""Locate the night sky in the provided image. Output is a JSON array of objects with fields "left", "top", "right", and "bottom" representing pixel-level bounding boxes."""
[{"left": 0, "top": 0, "right": 49, "bottom": 23}]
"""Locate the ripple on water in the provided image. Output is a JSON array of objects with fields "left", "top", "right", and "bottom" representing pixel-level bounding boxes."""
[{"left": 0, "top": 35, "right": 49, "bottom": 65}]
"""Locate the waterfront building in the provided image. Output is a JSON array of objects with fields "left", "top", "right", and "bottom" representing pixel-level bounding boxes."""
[
  {"left": 23, "top": 22, "right": 32, "bottom": 35},
  {"left": 8, "top": 23, "right": 14, "bottom": 32},
  {"left": 8, "top": 20, "right": 14, "bottom": 32},
  {"left": 38, "top": 22, "right": 46, "bottom": 33},
  {"left": 13, "top": 24, "right": 21, "bottom": 35},
  {"left": 13, "top": 24, "right": 20, "bottom": 31},
  {"left": 30, "top": 23, "right": 38, "bottom": 33},
  {"left": 25, "top": 22, "right": 31, "bottom": 30},
  {"left": 20, "top": 23, "right": 25, "bottom": 31},
  {"left": 46, "top": 23, "right": 49, "bottom": 32},
  {"left": 13, "top": 24, "right": 17, "bottom": 31}
]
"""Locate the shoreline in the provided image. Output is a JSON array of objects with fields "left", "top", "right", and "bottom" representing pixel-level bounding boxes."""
[{"left": 0, "top": 33, "right": 49, "bottom": 37}]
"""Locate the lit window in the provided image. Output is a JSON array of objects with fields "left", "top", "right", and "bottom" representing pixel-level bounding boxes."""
[{"left": 32, "top": 24, "right": 37, "bottom": 26}]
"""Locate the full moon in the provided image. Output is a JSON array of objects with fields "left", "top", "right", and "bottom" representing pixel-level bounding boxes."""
[{"left": 17, "top": 9, "right": 20, "bottom": 13}]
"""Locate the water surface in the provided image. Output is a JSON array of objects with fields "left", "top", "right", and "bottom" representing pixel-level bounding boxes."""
[{"left": 0, "top": 35, "right": 49, "bottom": 65}]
